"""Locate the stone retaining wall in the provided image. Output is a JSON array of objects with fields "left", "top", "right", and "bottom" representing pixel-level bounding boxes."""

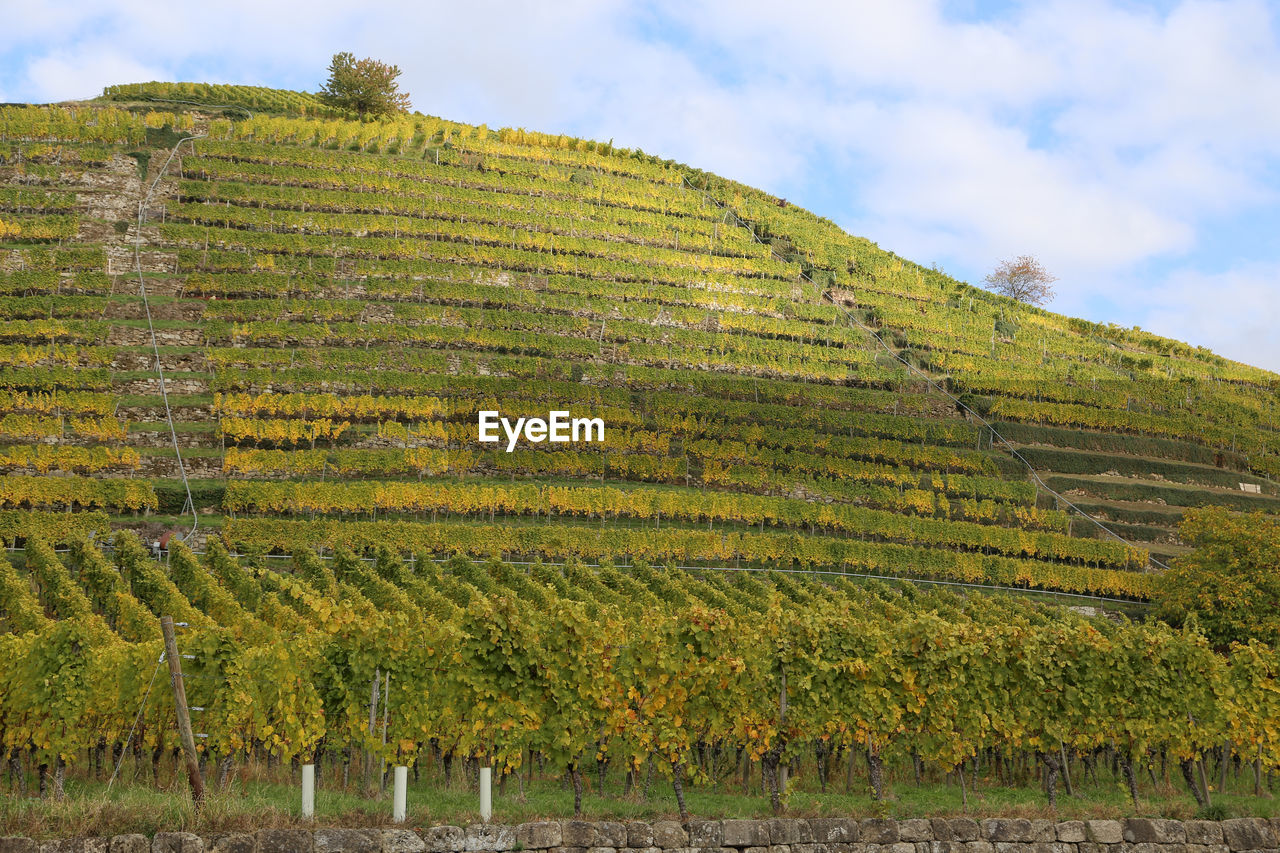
[{"left": 3, "top": 818, "right": 1280, "bottom": 853}]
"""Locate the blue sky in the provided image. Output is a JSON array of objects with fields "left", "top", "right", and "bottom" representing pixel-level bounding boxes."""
[{"left": 4, "top": 0, "right": 1279, "bottom": 371}]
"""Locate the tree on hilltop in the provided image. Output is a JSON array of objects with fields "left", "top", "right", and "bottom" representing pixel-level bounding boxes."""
[
  {"left": 319, "top": 52, "right": 412, "bottom": 118},
  {"left": 984, "top": 254, "right": 1057, "bottom": 306}
]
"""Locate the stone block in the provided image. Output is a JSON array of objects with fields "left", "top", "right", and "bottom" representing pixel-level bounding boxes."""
[
  {"left": 586, "top": 846, "right": 617, "bottom": 853},
  {"left": 152, "top": 835, "right": 200, "bottom": 853},
  {"left": 256, "top": 831, "right": 313, "bottom": 853},
  {"left": 381, "top": 831, "right": 426, "bottom": 853},
  {"left": 203, "top": 836, "right": 253, "bottom": 853},
  {"left": 422, "top": 828, "right": 463, "bottom": 853},
  {"left": 109, "top": 839, "right": 146, "bottom": 853},
  {"left": 42, "top": 841, "right": 106, "bottom": 853},
  {"left": 724, "top": 823, "right": 770, "bottom": 848},
  {"left": 861, "top": 824, "right": 899, "bottom": 846},
  {"left": 984, "top": 823, "right": 1034, "bottom": 844},
  {"left": 964, "top": 843, "right": 994, "bottom": 853},
  {"left": 769, "top": 824, "right": 807, "bottom": 847},
  {"left": 316, "top": 830, "right": 378, "bottom": 853},
  {"left": 1056, "top": 825, "right": 1086, "bottom": 845},
  {"left": 792, "top": 845, "right": 828, "bottom": 853},
  {"left": 562, "top": 826, "right": 598, "bottom": 851},
  {"left": 626, "top": 826, "right": 653, "bottom": 850},
  {"left": 946, "top": 825, "right": 979, "bottom": 845},
  {"left": 463, "top": 826, "right": 514, "bottom": 853},
  {"left": 992, "top": 843, "right": 1030, "bottom": 853},
  {"left": 688, "top": 823, "right": 723, "bottom": 848},
  {"left": 1124, "top": 821, "right": 1186, "bottom": 845},
  {"left": 1030, "top": 826, "right": 1055, "bottom": 845},
  {"left": 651, "top": 824, "right": 688, "bottom": 850},
  {"left": 1223, "top": 821, "right": 1277, "bottom": 852},
  {"left": 809, "top": 822, "right": 858, "bottom": 845},
  {"left": 151, "top": 836, "right": 202, "bottom": 853},
  {"left": 899, "top": 824, "right": 932, "bottom": 845},
  {"left": 1132, "top": 843, "right": 1187, "bottom": 853},
  {"left": 1, "top": 840, "right": 38, "bottom": 853},
  {"left": 1186, "top": 826, "right": 1224, "bottom": 847},
  {"left": 596, "top": 826, "right": 628, "bottom": 849},
  {"left": 512, "top": 826, "right": 560, "bottom": 851},
  {"left": 1086, "top": 823, "right": 1124, "bottom": 846},
  {"left": 930, "top": 827, "right": 954, "bottom": 845}
]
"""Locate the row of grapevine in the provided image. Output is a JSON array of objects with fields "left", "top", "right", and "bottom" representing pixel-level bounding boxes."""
[
  {"left": 0, "top": 271, "right": 112, "bottom": 295},
  {"left": 221, "top": 479, "right": 1142, "bottom": 569},
  {"left": 4, "top": 535, "right": 1218, "bottom": 814},
  {"left": 0, "top": 106, "right": 146, "bottom": 144},
  {"left": 219, "top": 516, "right": 1153, "bottom": 598},
  {"left": 0, "top": 474, "right": 157, "bottom": 512},
  {"left": 179, "top": 178, "right": 762, "bottom": 256},
  {"left": 0, "top": 444, "right": 140, "bottom": 473},
  {"left": 169, "top": 201, "right": 790, "bottom": 280}
]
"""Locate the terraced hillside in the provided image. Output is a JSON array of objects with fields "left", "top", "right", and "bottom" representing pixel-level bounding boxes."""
[{"left": 2, "top": 85, "right": 1278, "bottom": 601}]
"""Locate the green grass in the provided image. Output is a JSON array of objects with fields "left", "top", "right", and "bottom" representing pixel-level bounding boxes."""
[
  {"left": 137, "top": 446, "right": 224, "bottom": 458},
  {"left": 114, "top": 370, "right": 212, "bottom": 382},
  {"left": 128, "top": 421, "right": 217, "bottom": 433},
  {"left": 108, "top": 512, "right": 225, "bottom": 528},
  {"left": 2, "top": 763, "right": 1277, "bottom": 838}
]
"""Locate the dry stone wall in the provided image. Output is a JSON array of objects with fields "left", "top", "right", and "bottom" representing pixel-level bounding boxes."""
[{"left": 3, "top": 818, "right": 1280, "bottom": 853}]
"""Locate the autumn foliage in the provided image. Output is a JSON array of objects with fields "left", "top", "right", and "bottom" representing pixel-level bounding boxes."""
[{"left": 1156, "top": 506, "right": 1280, "bottom": 648}]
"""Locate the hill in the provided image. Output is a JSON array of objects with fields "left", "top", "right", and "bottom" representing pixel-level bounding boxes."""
[{"left": 2, "top": 82, "right": 1279, "bottom": 603}]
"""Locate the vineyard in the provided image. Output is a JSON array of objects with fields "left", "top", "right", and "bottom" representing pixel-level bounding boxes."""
[
  {"left": 2, "top": 537, "right": 1277, "bottom": 822},
  {"left": 1, "top": 94, "right": 1277, "bottom": 600},
  {"left": 0, "top": 82, "right": 1279, "bottom": 825}
]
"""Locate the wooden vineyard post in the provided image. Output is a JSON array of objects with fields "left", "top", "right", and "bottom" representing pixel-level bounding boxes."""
[{"left": 161, "top": 616, "right": 206, "bottom": 810}]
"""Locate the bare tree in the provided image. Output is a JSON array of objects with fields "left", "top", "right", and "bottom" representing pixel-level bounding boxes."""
[{"left": 984, "top": 255, "right": 1057, "bottom": 306}]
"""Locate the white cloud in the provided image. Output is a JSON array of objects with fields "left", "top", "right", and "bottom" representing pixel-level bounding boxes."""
[
  {"left": 835, "top": 102, "right": 1194, "bottom": 272},
  {"left": 23, "top": 49, "right": 169, "bottom": 102},
  {"left": 1136, "top": 264, "right": 1280, "bottom": 371}
]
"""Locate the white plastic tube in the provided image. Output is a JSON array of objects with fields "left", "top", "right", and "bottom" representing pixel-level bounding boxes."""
[
  {"left": 478, "top": 765, "right": 493, "bottom": 822},
  {"left": 301, "top": 763, "right": 315, "bottom": 819},
  {"left": 393, "top": 765, "right": 408, "bottom": 822}
]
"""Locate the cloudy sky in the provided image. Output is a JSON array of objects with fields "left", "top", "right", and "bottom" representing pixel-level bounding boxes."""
[{"left": 4, "top": 1, "right": 1279, "bottom": 370}]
